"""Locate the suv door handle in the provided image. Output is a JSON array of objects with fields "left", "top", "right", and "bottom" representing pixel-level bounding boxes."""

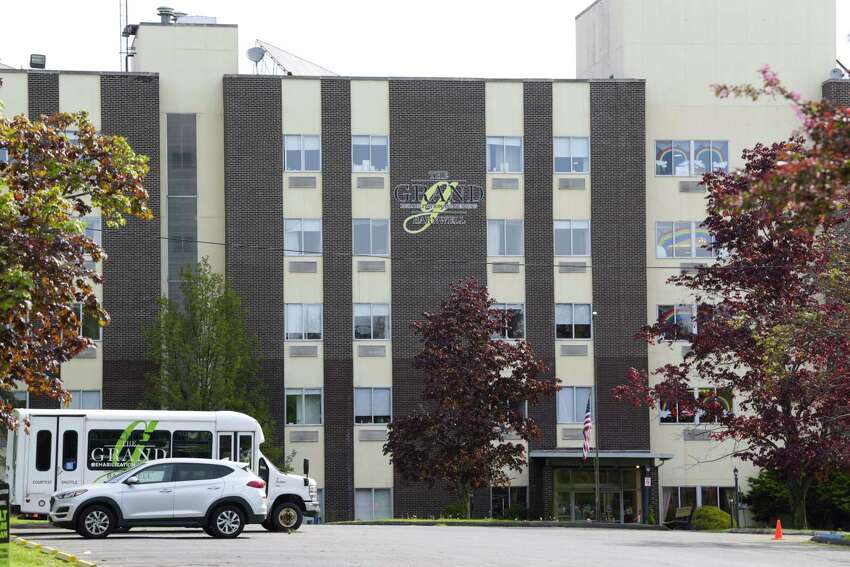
[
  {"left": 207, "top": 486, "right": 220, "bottom": 490},
  {"left": 159, "top": 489, "right": 173, "bottom": 493}
]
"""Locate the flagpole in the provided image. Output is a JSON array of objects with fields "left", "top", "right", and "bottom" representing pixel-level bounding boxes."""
[{"left": 592, "top": 311, "right": 600, "bottom": 522}]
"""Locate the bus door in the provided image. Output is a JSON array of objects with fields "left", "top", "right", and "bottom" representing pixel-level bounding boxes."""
[
  {"left": 56, "top": 416, "right": 85, "bottom": 491},
  {"left": 25, "top": 416, "right": 57, "bottom": 513},
  {"left": 217, "top": 431, "right": 255, "bottom": 470}
]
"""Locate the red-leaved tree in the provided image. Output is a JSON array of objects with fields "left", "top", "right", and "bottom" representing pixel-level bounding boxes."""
[
  {"left": 384, "top": 278, "right": 557, "bottom": 518},
  {"left": 614, "top": 68, "right": 850, "bottom": 528}
]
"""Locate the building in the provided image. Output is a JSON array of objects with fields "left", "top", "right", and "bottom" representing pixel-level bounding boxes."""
[{"left": 1, "top": 0, "right": 845, "bottom": 523}]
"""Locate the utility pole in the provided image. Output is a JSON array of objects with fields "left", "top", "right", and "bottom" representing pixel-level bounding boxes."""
[{"left": 592, "top": 311, "right": 600, "bottom": 522}]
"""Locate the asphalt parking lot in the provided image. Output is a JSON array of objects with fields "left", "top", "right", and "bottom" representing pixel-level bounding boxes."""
[{"left": 15, "top": 524, "right": 848, "bottom": 567}]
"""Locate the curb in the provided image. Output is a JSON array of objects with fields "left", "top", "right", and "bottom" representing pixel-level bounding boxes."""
[
  {"left": 335, "top": 520, "right": 668, "bottom": 530},
  {"left": 12, "top": 535, "right": 97, "bottom": 566},
  {"left": 811, "top": 533, "right": 850, "bottom": 547}
]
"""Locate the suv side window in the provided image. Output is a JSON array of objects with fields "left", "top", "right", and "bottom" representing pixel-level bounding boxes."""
[
  {"left": 174, "top": 463, "right": 233, "bottom": 482},
  {"left": 134, "top": 463, "right": 173, "bottom": 484}
]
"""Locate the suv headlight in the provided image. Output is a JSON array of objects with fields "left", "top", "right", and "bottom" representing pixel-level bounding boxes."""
[
  {"left": 55, "top": 489, "right": 88, "bottom": 500},
  {"left": 309, "top": 484, "right": 317, "bottom": 499}
]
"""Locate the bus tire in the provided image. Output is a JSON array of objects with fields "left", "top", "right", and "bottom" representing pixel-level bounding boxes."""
[
  {"left": 76, "top": 505, "right": 115, "bottom": 539},
  {"left": 269, "top": 501, "right": 303, "bottom": 531}
]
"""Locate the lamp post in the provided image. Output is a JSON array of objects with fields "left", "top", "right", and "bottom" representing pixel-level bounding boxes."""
[
  {"left": 591, "top": 311, "right": 600, "bottom": 522},
  {"left": 733, "top": 467, "right": 740, "bottom": 528}
]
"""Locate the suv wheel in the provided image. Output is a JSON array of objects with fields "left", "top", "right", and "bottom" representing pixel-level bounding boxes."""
[
  {"left": 77, "top": 505, "right": 115, "bottom": 539},
  {"left": 266, "top": 501, "right": 303, "bottom": 531},
  {"left": 208, "top": 505, "right": 245, "bottom": 538}
]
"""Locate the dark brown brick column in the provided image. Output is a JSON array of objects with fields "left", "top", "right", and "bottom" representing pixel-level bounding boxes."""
[
  {"left": 589, "top": 80, "right": 650, "bottom": 450},
  {"left": 389, "top": 79, "right": 487, "bottom": 517},
  {"left": 222, "top": 76, "right": 285, "bottom": 444},
  {"left": 27, "top": 71, "right": 59, "bottom": 120},
  {"left": 321, "top": 78, "right": 355, "bottom": 522},
  {"left": 823, "top": 79, "right": 850, "bottom": 105},
  {"left": 100, "top": 73, "right": 161, "bottom": 408}
]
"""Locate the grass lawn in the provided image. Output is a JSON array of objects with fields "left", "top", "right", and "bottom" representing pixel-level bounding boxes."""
[{"left": 9, "top": 543, "right": 74, "bottom": 567}]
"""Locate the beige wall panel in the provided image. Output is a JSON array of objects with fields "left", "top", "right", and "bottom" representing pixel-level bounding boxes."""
[
  {"left": 0, "top": 73, "right": 28, "bottom": 117},
  {"left": 283, "top": 260, "right": 324, "bottom": 303},
  {"left": 552, "top": 82, "right": 591, "bottom": 137},
  {"left": 282, "top": 79, "right": 322, "bottom": 134},
  {"left": 351, "top": 174, "right": 391, "bottom": 217},
  {"left": 352, "top": 260, "right": 391, "bottom": 304},
  {"left": 485, "top": 82, "right": 524, "bottom": 136},
  {"left": 59, "top": 74, "right": 101, "bottom": 130},
  {"left": 351, "top": 80, "right": 389, "bottom": 134},
  {"left": 486, "top": 175, "right": 525, "bottom": 219},
  {"left": 554, "top": 271, "right": 593, "bottom": 304},
  {"left": 283, "top": 349, "right": 324, "bottom": 389},
  {"left": 286, "top": 427, "right": 325, "bottom": 487},
  {"left": 486, "top": 265, "right": 526, "bottom": 304},
  {"left": 352, "top": 350, "right": 392, "bottom": 388},
  {"left": 283, "top": 176, "right": 323, "bottom": 218},
  {"left": 553, "top": 179, "right": 591, "bottom": 219},
  {"left": 353, "top": 430, "right": 393, "bottom": 488}
]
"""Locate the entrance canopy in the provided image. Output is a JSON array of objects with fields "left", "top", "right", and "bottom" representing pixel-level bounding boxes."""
[{"left": 529, "top": 450, "right": 674, "bottom": 468}]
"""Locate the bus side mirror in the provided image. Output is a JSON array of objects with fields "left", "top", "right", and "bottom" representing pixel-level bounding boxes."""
[
  {"left": 125, "top": 476, "right": 139, "bottom": 485},
  {"left": 303, "top": 458, "right": 310, "bottom": 486}
]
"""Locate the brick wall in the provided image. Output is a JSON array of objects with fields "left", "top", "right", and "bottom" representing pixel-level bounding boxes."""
[
  {"left": 99, "top": 73, "right": 161, "bottom": 408},
  {"left": 222, "top": 76, "right": 286, "bottom": 445},
  {"left": 589, "top": 80, "right": 650, "bottom": 450},
  {"left": 321, "top": 78, "right": 355, "bottom": 522},
  {"left": 389, "top": 79, "right": 487, "bottom": 517},
  {"left": 823, "top": 79, "right": 850, "bottom": 105},
  {"left": 27, "top": 72, "right": 58, "bottom": 120}
]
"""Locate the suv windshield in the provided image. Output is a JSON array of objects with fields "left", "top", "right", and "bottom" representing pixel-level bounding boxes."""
[{"left": 105, "top": 461, "right": 150, "bottom": 483}]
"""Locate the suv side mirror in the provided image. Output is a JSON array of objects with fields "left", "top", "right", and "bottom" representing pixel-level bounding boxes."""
[
  {"left": 303, "top": 458, "right": 310, "bottom": 486},
  {"left": 125, "top": 476, "right": 139, "bottom": 485}
]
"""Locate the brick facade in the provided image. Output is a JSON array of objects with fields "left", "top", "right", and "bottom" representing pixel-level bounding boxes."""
[
  {"left": 823, "top": 79, "right": 850, "bottom": 105},
  {"left": 99, "top": 73, "right": 161, "bottom": 409},
  {"left": 321, "top": 78, "right": 355, "bottom": 522},
  {"left": 222, "top": 76, "right": 286, "bottom": 444},
  {"left": 389, "top": 79, "right": 487, "bottom": 517},
  {"left": 27, "top": 71, "right": 58, "bottom": 120},
  {"left": 589, "top": 80, "right": 650, "bottom": 451}
]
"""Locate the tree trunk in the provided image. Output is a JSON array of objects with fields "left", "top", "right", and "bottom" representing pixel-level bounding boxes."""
[
  {"left": 788, "top": 476, "right": 812, "bottom": 529},
  {"left": 456, "top": 482, "right": 472, "bottom": 519}
]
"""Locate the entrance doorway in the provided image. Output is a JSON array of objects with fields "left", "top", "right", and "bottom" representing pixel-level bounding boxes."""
[{"left": 554, "top": 468, "right": 639, "bottom": 523}]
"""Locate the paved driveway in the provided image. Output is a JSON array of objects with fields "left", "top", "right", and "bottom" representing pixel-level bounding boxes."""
[{"left": 15, "top": 525, "right": 848, "bottom": 567}]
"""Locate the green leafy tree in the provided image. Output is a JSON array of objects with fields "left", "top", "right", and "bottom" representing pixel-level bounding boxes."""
[
  {"left": 1, "top": 99, "right": 151, "bottom": 428},
  {"left": 145, "top": 258, "right": 283, "bottom": 464}
]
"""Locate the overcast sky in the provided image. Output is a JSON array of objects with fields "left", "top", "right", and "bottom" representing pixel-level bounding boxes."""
[{"left": 2, "top": 0, "right": 849, "bottom": 79}]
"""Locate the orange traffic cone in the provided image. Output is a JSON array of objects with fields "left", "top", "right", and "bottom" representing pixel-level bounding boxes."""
[{"left": 772, "top": 519, "right": 783, "bottom": 540}]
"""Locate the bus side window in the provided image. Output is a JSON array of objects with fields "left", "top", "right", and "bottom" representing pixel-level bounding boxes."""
[
  {"left": 219, "top": 434, "right": 233, "bottom": 460},
  {"left": 35, "top": 430, "right": 52, "bottom": 472},
  {"left": 63, "top": 430, "right": 78, "bottom": 471},
  {"left": 238, "top": 434, "right": 252, "bottom": 466}
]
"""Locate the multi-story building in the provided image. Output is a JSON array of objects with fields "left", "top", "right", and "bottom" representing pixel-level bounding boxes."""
[{"left": 2, "top": 0, "right": 844, "bottom": 523}]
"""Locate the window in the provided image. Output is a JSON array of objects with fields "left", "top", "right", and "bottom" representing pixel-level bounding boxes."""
[
  {"left": 554, "top": 220, "right": 590, "bottom": 256},
  {"left": 238, "top": 434, "right": 253, "bottom": 465},
  {"left": 286, "top": 388, "right": 323, "bottom": 425},
  {"left": 659, "top": 388, "right": 696, "bottom": 424},
  {"left": 352, "top": 219, "right": 389, "bottom": 256},
  {"left": 0, "top": 147, "right": 8, "bottom": 163},
  {"left": 12, "top": 391, "right": 28, "bottom": 408},
  {"left": 352, "top": 135, "right": 388, "bottom": 172},
  {"left": 68, "top": 390, "right": 101, "bottom": 409},
  {"left": 492, "top": 486, "right": 528, "bottom": 518},
  {"left": 284, "top": 219, "right": 322, "bottom": 256},
  {"left": 62, "top": 430, "right": 78, "bottom": 472},
  {"left": 353, "top": 304, "right": 390, "bottom": 340},
  {"left": 284, "top": 135, "right": 321, "bottom": 171},
  {"left": 555, "top": 304, "right": 592, "bottom": 339},
  {"left": 82, "top": 216, "right": 102, "bottom": 247},
  {"left": 663, "top": 486, "right": 701, "bottom": 521},
  {"left": 657, "top": 304, "right": 695, "bottom": 341},
  {"left": 509, "top": 400, "right": 528, "bottom": 419},
  {"left": 174, "top": 463, "right": 233, "bottom": 482},
  {"left": 355, "top": 488, "right": 392, "bottom": 520},
  {"left": 285, "top": 304, "right": 323, "bottom": 340},
  {"left": 490, "top": 303, "right": 525, "bottom": 339},
  {"left": 87, "top": 429, "right": 171, "bottom": 470},
  {"left": 553, "top": 137, "right": 590, "bottom": 173},
  {"left": 135, "top": 463, "right": 173, "bottom": 484},
  {"left": 557, "top": 386, "right": 593, "bottom": 423},
  {"left": 172, "top": 431, "right": 213, "bottom": 459},
  {"left": 655, "top": 221, "right": 714, "bottom": 258},
  {"left": 487, "top": 136, "right": 523, "bottom": 173},
  {"left": 73, "top": 304, "right": 102, "bottom": 341},
  {"left": 36, "top": 430, "right": 52, "bottom": 471},
  {"left": 354, "top": 387, "right": 391, "bottom": 424},
  {"left": 487, "top": 220, "right": 524, "bottom": 256},
  {"left": 697, "top": 388, "right": 734, "bottom": 424},
  {"left": 218, "top": 434, "right": 233, "bottom": 460},
  {"left": 655, "top": 140, "right": 728, "bottom": 177}
]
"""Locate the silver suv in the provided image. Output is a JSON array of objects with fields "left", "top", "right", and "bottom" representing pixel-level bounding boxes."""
[{"left": 49, "top": 458, "right": 268, "bottom": 538}]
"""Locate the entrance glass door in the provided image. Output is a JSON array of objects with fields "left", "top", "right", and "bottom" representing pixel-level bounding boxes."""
[
  {"left": 573, "top": 492, "right": 595, "bottom": 521},
  {"left": 599, "top": 492, "right": 621, "bottom": 523}
]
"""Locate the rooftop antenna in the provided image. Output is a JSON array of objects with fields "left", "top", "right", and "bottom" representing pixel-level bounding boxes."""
[{"left": 118, "top": 0, "right": 129, "bottom": 71}]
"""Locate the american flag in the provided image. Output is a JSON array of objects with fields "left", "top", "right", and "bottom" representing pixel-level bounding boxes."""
[{"left": 582, "top": 397, "right": 593, "bottom": 460}]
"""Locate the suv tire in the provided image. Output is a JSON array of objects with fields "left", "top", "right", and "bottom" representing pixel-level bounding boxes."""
[
  {"left": 265, "top": 501, "right": 303, "bottom": 532},
  {"left": 208, "top": 505, "right": 245, "bottom": 538},
  {"left": 76, "top": 505, "right": 115, "bottom": 539}
]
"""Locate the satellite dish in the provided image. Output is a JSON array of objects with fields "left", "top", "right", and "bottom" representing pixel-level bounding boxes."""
[
  {"left": 246, "top": 46, "right": 266, "bottom": 63},
  {"left": 830, "top": 67, "right": 845, "bottom": 80}
]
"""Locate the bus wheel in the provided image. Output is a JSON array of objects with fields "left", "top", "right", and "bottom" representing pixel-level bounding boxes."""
[{"left": 270, "top": 502, "right": 303, "bottom": 531}]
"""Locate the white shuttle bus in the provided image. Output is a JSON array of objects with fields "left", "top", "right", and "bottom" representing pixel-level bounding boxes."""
[{"left": 6, "top": 409, "right": 319, "bottom": 530}]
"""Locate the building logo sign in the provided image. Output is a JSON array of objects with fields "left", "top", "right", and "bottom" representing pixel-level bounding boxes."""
[{"left": 392, "top": 171, "right": 484, "bottom": 234}]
